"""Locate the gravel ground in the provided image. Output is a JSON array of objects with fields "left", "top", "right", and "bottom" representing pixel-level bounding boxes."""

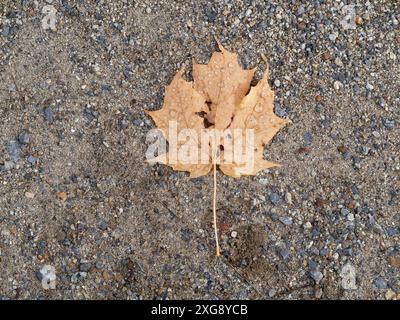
[{"left": 0, "top": 0, "right": 399, "bottom": 300}]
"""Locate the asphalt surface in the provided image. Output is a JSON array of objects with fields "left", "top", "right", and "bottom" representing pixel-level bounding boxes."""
[{"left": 0, "top": 0, "right": 399, "bottom": 299}]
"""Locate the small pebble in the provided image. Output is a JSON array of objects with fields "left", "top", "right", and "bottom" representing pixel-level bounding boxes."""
[
  {"left": 278, "top": 216, "right": 293, "bottom": 226},
  {"left": 310, "top": 270, "right": 324, "bottom": 283},
  {"left": 383, "top": 119, "right": 395, "bottom": 130},
  {"left": 355, "top": 15, "right": 363, "bottom": 25},
  {"left": 374, "top": 277, "right": 387, "bottom": 289},
  {"left": 334, "top": 57, "right": 343, "bottom": 67},
  {"left": 333, "top": 81, "right": 342, "bottom": 91},
  {"left": 99, "top": 221, "right": 108, "bottom": 230},
  {"left": 3, "top": 161, "right": 14, "bottom": 170},
  {"left": 303, "top": 221, "right": 312, "bottom": 229},
  {"left": 303, "top": 132, "right": 313, "bottom": 146},
  {"left": 285, "top": 192, "right": 292, "bottom": 204},
  {"left": 366, "top": 83, "right": 374, "bottom": 91},
  {"left": 43, "top": 107, "right": 54, "bottom": 122},
  {"left": 27, "top": 155, "right": 37, "bottom": 165},
  {"left": 341, "top": 208, "right": 349, "bottom": 216},
  {"left": 18, "top": 132, "right": 30, "bottom": 144},
  {"left": 280, "top": 248, "right": 289, "bottom": 260},
  {"left": 25, "top": 192, "right": 35, "bottom": 199},
  {"left": 8, "top": 140, "right": 22, "bottom": 161},
  {"left": 385, "top": 289, "right": 396, "bottom": 300},
  {"left": 323, "top": 51, "right": 331, "bottom": 61},
  {"left": 268, "top": 288, "right": 276, "bottom": 298},
  {"left": 269, "top": 192, "right": 282, "bottom": 206}
]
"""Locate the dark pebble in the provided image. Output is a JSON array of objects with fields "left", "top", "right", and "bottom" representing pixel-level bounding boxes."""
[
  {"left": 43, "top": 107, "right": 54, "bottom": 123},
  {"left": 386, "top": 227, "right": 399, "bottom": 237},
  {"left": 2, "top": 26, "right": 11, "bottom": 37},
  {"left": 278, "top": 216, "right": 293, "bottom": 226},
  {"left": 274, "top": 103, "right": 287, "bottom": 117},
  {"left": 181, "top": 228, "right": 193, "bottom": 242},
  {"left": 99, "top": 221, "right": 108, "bottom": 230},
  {"left": 279, "top": 248, "right": 289, "bottom": 260},
  {"left": 341, "top": 208, "right": 349, "bottom": 216},
  {"left": 270, "top": 192, "right": 282, "bottom": 206},
  {"left": 203, "top": 6, "right": 217, "bottom": 23},
  {"left": 377, "top": 97, "right": 386, "bottom": 108},
  {"left": 197, "top": 242, "right": 206, "bottom": 252},
  {"left": 374, "top": 277, "right": 387, "bottom": 289},
  {"left": 383, "top": 119, "right": 395, "bottom": 129},
  {"left": 341, "top": 247, "right": 353, "bottom": 256},
  {"left": 7, "top": 140, "right": 22, "bottom": 161},
  {"left": 303, "top": 132, "right": 313, "bottom": 146},
  {"left": 310, "top": 270, "right": 323, "bottom": 283},
  {"left": 84, "top": 106, "right": 98, "bottom": 121},
  {"left": 309, "top": 260, "right": 318, "bottom": 270},
  {"left": 310, "top": 247, "right": 320, "bottom": 256},
  {"left": 18, "top": 131, "right": 30, "bottom": 145},
  {"left": 79, "top": 263, "right": 91, "bottom": 272},
  {"left": 319, "top": 248, "right": 328, "bottom": 256},
  {"left": 35, "top": 270, "right": 43, "bottom": 282}
]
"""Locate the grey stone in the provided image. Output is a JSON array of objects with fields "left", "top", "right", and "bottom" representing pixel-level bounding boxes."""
[
  {"left": 18, "top": 132, "right": 30, "bottom": 144},
  {"left": 79, "top": 263, "right": 91, "bottom": 272},
  {"left": 274, "top": 103, "right": 287, "bottom": 117},
  {"left": 310, "top": 270, "right": 323, "bottom": 283},
  {"left": 2, "top": 26, "right": 11, "bottom": 37},
  {"left": 279, "top": 248, "right": 289, "bottom": 260},
  {"left": 7, "top": 140, "right": 22, "bottom": 161},
  {"left": 386, "top": 227, "right": 399, "bottom": 237},
  {"left": 341, "top": 208, "right": 349, "bottom": 216},
  {"left": 383, "top": 119, "right": 395, "bottom": 129},
  {"left": 99, "top": 221, "right": 108, "bottom": 230},
  {"left": 309, "top": 260, "right": 318, "bottom": 270},
  {"left": 268, "top": 288, "right": 277, "bottom": 298},
  {"left": 27, "top": 155, "right": 37, "bottom": 165},
  {"left": 270, "top": 192, "right": 282, "bottom": 206},
  {"left": 278, "top": 216, "right": 293, "bottom": 226},
  {"left": 303, "top": 132, "right": 313, "bottom": 146},
  {"left": 181, "top": 228, "right": 193, "bottom": 242},
  {"left": 43, "top": 107, "right": 54, "bottom": 122},
  {"left": 374, "top": 277, "right": 387, "bottom": 289}
]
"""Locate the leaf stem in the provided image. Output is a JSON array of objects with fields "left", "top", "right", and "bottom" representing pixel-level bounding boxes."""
[{"left": 213, "top": 161, "right": 220, "bottom": 257}]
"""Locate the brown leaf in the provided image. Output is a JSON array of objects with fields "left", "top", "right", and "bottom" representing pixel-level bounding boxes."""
[{"left": 146, "top": 42, "right": 290, "bottom": 178}]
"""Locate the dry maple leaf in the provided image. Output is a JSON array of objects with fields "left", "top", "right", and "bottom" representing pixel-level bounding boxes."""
[
  {"left": 146, "top": 42, "right": 290, "bottom": 255},
  {"left": 147, "top": 42, "right": 290, "bottom": 178}
]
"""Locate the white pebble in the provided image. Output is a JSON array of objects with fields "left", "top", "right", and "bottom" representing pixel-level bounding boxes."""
[
  {"left": 303, "top": 221, "right": 312, "bottom": 229},
  {"left": 25, "top": 192, "right": 35, "bottom": 199},
  {"left": 285, "top": 192, "right": 293, "bottom": 204},
  {"left": 333, "top": 81, "right": 342, "bottom": 91}
]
